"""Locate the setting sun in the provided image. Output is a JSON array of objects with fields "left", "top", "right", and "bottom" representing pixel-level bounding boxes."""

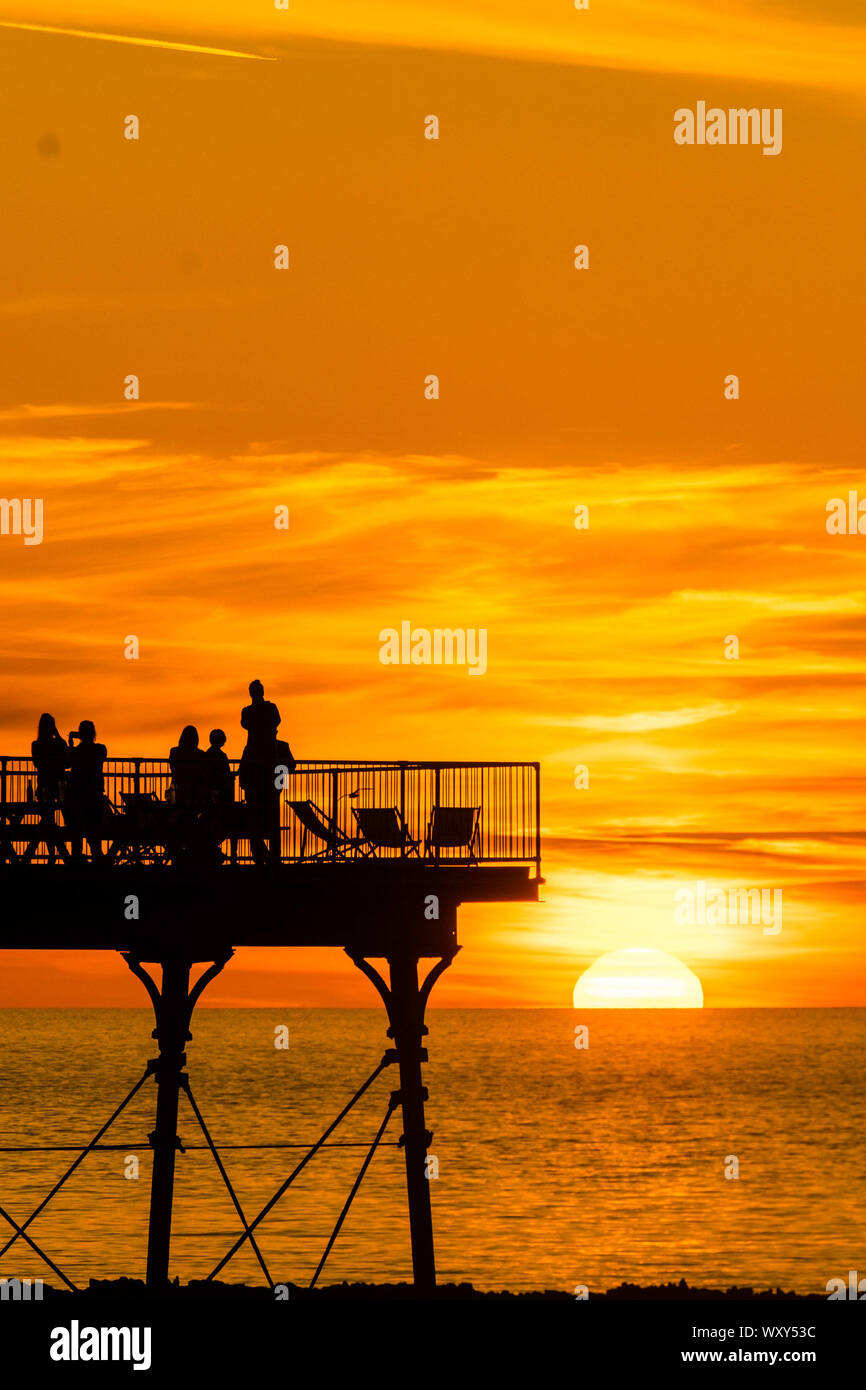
[{"left": 573, "top": 948, "right": 704, "bottom": 1008}]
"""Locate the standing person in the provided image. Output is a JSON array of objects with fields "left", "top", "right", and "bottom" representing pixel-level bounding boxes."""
[
  {"left": 31, "top": 714, "right": 70, "bottom": 864},
  {"left": 167, "top": 726, "right": 210, "bottom": 863},
  {"left": 240, "top": 680, "right": 280, "bottom": 750},
  {"left": 168, "top": 726, "right": 208, "bottom": 809},
  {"left": 204, "top": 729, "right": 234, "bottom": 807},
  {"left": 239, "top": 680, "right": 283, "bottom": 864},
  {"left": 31, "top": 713, "right": 70, "bottom": 805},
  {"left": 66, "top": 720, "right": 107, "bottom": 861},
  {"left": 202, "top": 729, "right": 234, "bottom": 860}
]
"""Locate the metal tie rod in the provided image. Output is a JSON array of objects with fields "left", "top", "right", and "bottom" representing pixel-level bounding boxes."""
[
  {"left": 309, "top": 1099, "right": 397, "bottom": 1289},
  {"left": 0, "top": 1067, "right": 152, "bottom": 1261},
  {"left": 206, "top": 1052, "right": 393, "bottom": 1280}
]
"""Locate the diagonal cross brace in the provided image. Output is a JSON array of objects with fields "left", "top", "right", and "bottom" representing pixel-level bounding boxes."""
[{"left": 206, "top": 1051, "right": 396, "bottom": 1281}]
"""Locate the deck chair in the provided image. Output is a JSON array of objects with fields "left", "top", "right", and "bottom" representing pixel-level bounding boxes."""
[
  {"left": 425, "top": 806, "right": 480, "bottom": 865},
  {"left": 289, "top": 800, "right": 361, "bottom": 861},
  {"left": 353, "top": 806, "right": 421, "bottom": 857},
  {"left": 2, "top": 802, "right": 71, "bottom": 865},
  {"left": 107, "top": 792, "right": 170, "bottom": 865}
]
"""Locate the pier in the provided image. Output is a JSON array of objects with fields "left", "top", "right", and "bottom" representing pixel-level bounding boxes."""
[{"left": 0, "top": 757, "right": 541, "bottom": 1294}]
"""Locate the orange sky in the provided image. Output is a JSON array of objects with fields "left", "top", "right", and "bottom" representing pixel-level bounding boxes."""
[{"left": 1, "top": 4, "right": 864, "bottom": 1008}]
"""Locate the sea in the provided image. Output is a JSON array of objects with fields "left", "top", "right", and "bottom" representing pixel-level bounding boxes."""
[{"left": 0, "top": 1008, "right": 862, "bottom": 1295}]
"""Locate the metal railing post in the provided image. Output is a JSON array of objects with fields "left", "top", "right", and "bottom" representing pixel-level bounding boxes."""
[{"left": 330, "top": 767, "right": 340, "bottom": 861}]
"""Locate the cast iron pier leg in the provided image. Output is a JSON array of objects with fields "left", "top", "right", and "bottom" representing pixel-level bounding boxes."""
[
  {"left": 147, "top": 958, "right": 189, "bottom": 1289},
  {"left": 122, "top": 950, "right": 232, "bottom": 1289},
  {"left": 389, "top": 953, "right": 435, "bottom": 1291},
  {"left": 348, "top": 947, "right": 456, "bottom": 1293}
]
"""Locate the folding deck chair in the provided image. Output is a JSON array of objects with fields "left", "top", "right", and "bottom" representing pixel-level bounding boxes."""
[
  {"left": 106, "top": 792, "right": 171, "bottom": 865},
  {"left": 424, "top": 805, "right": 481, "bottom": 865},
  {"left": 352, "top": 806, "right": 421, "bottom": 857},
  {"left": 0, "top": 798, "right": 71, "bottom": 865},
  {"left": 289, "top": 799, "right": 362, "bottom": 861}
]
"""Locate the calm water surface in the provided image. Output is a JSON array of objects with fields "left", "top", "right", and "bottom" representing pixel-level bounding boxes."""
[{"left": 0, "top": 1008, "right": 862, "bottom": 1293}]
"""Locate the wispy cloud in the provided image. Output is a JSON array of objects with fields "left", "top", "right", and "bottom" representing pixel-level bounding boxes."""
[
  {"left": 0, "top": 20, "right": 275, "bottom": 61},
  {"left": 543, "top": 705, "right": 737, "bottom": 734},
  {"left": 0, "top": 402, "right": 199, "bottom": 423}
]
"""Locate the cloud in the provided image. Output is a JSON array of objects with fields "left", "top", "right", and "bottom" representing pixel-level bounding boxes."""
[
  {"left": 3, "top": 2, "right": 864, "bottom": 86},
  {"left": 0, "top": 20, "right": 275, "bottom": 61},
  {"left": 0, "top": 402, "right": 199, "bottom": 423},
  {"left": 676, "top": 590, "right": 866, "bottom": 617},
  {"left": 544, "top": 704, "right": 737, "bottom": 733}
]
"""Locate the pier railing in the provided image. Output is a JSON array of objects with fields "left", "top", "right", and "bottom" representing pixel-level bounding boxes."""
[{"left": 0, "top": 758, "right": 541, "bottom": 873}]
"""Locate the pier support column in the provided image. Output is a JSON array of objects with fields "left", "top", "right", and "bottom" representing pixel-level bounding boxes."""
[
  {"left": 348, "top": 947, "right": 456, "bottom": 1294},
  {"left": 122, "top": 950, "right": 232, "bottom": 1289}
]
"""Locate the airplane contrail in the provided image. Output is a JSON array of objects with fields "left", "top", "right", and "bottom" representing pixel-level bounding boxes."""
[{"left": 0, "top": 20, "right": 276, "bottom": 60}]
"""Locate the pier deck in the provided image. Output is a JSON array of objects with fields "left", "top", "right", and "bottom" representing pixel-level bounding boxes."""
[{"left": 0, "top": 861, "right": 538, "bottom": 954}]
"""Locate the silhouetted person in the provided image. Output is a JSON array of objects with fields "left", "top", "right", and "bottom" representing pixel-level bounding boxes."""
[
  {"left": 31, "top": 713, "right": 70, "bottom": 864},
  {"left": 31, "top": 713, "right": 69, "bottom": 805},
  {"left": 240, "top": 680, "right": 280, "bottom": 751},
  {"left": 204, "top": 729, "right": 233, "bottom": 806},
  {"left": 167, "top": 726, "right": 218, "bottom": 864},
  {"left": 66, "top": 720, "right": 107, "bottom": 860},
  {"left": 169, "top": 726, "right": 208, "bottom": 809},
  {"left": 239, "top": 681, "right": 285, "bottom": 864},
  {"left": 197, "top": 729, "right": 234, "bottom": 861}
]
